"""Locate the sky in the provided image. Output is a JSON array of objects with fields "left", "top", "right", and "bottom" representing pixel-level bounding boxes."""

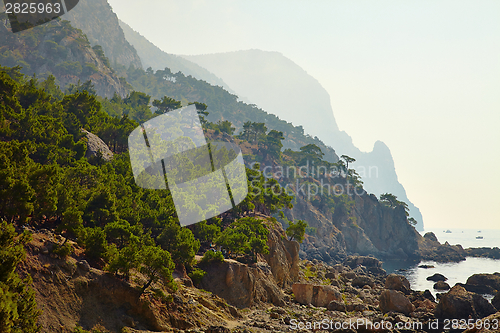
[{"left": 107, "top": 0, "right": 500, "bottom": 230}]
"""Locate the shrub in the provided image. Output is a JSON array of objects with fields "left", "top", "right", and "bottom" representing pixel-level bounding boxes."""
[
  {"left": 52, "top": 242, "right": 74, "bottom": 258},
  {"left": 201, "top": 250, "right": 224, "bottom": 263},
  {"left": 188, "top": 268, "right": 206, "bottom": 285}
]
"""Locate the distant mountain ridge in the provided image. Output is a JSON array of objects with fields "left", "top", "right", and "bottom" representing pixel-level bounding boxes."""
[
  {"left": 118, "top": 20, "right": 230, "bottom": 90},
  {"left": 184, "top": 50, "right": 424, "bottom": 231}
]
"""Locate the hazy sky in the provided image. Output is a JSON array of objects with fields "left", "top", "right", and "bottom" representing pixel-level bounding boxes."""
[{"left": 108, "top": 0, "right": 500, "bottom": 230}]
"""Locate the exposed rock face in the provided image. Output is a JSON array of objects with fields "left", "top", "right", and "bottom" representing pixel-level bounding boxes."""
[
  {"left": 287, "top": 198, "right": 347, "bottom": 264},
  {"left": 200, "top": 260, "right": 285, "bottom": 308},
  {"left": 81, "top": 129, "right": 113, "bottom": 161},
  {"left": 385, "top": 274, "right": 411, "bottom": 293},
  {"left": 434, "top": 285, "right": 496, "bottom": 319},
  {"left": 286, "top": 187, "right": 421, "bottom": 264},
  {"left": 0, "top": 19, "right": 129, "bottom": 98},
  {"left": 379, "top": 290, "right": 415, "bottom": 315},
  {"left": 263, "top": 221, "right": 299, "bottom": 287},
  {"left": 419, "top": 240, "right": 466, "bottom": 262},
  {"left": 292, "top": 284, "right": 341, "bottom": 307},
  {"left": 65, "top": 0, "right": 143, "bottom": 70}
]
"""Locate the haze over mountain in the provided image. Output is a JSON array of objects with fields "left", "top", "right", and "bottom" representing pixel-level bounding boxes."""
[
  {"left": 118, "top": 20, "right": 230, "bottom": 90},
  {"left": 185, "top": 50, "right": 424, "bottom": 231}
]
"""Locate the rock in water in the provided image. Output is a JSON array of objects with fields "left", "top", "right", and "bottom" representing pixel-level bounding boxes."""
[
  {"left": 427, "top": 273, "right": 447, "bottom": 282},
  {"left": 434, "top": 285, "right": 496, "bottom": 319},
  {"left": 466, "top": 273, "right": 500, "bottom": 291},
  {"left": 379, "top": 290, "right": 415, "bottom": 315},
  {"left": 81, "top": 129, "right": 113, "bottom": 161}
]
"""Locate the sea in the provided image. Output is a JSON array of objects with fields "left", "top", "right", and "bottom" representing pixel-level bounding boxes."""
[{"left": 382, "top": 229, "right": 500, "bottom": 300}]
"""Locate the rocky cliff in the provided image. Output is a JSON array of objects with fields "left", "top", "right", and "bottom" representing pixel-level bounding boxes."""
[
  {"left": 64, "top": 0, "right": 142, "bottom": 70},
  {"left": 286, "top": 183, "right": 421, "bottom": 263},
  {"left": 0, "top": 16, "right": 129, "bottom": 98}
]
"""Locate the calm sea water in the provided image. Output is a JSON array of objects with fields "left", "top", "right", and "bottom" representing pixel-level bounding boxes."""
[
  {"left": 382, "top": 229, "right": 500, "bottom": 299},
  {"left": 423, "top": 228, "right": 500, "bottom": 249}
]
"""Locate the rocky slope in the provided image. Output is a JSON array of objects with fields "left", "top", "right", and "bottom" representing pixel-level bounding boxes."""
[
  {"left": 184, "top": 50, "right": 424, "bottom": 231},
  {"left": 64, "top": 0, "right": 142, "bottom": 70},
  {"left": 23, "top": 227, "right": 499, "bottom": 333},
  {"left": 0, "top": 15, "right": 129, "bottom": 98}
]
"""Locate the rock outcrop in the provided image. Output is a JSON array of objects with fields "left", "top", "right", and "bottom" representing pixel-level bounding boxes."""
[
  {"left": 263, "top": 221, "right": 300, "bottom": 288},
  {"left": 200, "top": 260, "right": 286, "bottom": 308},
  {"left": 434, "top": 285, "right": 496, "bottom": 319},
  {"left": 81, "top": 129, "right": 113, "bottom": 161},
  {"left": 466, "top": 273, "right": 500, "bottom": 292},
  {"left": 65, "top": 0, "right": 143, "bottom": 70},
  {"left": 199, "top": 219, "right": 299, "bottom": 308}
]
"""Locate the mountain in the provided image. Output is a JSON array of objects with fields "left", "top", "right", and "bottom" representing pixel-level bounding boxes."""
[
  {"left": 63, "top": 0, "right": 142, "bottom": 70},
  {"left": 184, "top": 50, "right": 424, "bottom": 231},
  {"left": 118, "top": 20, "right": 230, "bottom": 89},
  {"left": 0, "top": 14, "right": 128, "bottom": 98}
]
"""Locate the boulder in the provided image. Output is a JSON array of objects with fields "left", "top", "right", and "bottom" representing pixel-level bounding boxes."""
[
  {"left": 292, "top": 284, "right": 341, "bottom": 307},
  {"left": 77, "top": 260, "right": 91, "bottom": 272},
  {"left": 434, "top": 285, "right": 496, "bottom": 319},
  {"left": 327, "top": 300, "right": 346, "bottom": 312},
  {"left": 466, "top": 273, "right": 500, "bottom": 292},
  {"left": 426, "top": 273, "right": 447, "bottom": 282},
  {"left": 434, "top": 281, "right": 450, "bottom": 291},
  {"left": 200, "top": 260, "right": 285, "bottom": 308},
  {"left": 81, "top": 129, "right": 113, "bottom": 161},
  {"left": 352, "top": 276, "right": 375, "bottom": 288},
  {"left": 385, "top": 274, "right": 410, "bottom": 292},
  {"left": 368, "top": 266, "right": 387, "bottom": 276},
  {"left": 379, "top": 290, "right": 415, "bottom": 315}
]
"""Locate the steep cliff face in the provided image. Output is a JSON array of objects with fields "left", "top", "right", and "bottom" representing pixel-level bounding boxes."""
[
  {"left": 352, "top": 191, "right": 421, "bottom": 259},
  {"left": 0, "top": 16, "right": 129, "bottom": 98},
  {"left": 64, "top": 0, "right": 142, "bottom": 70},
  {"left": 286, "top": 186, "right": 421, "bottom": 263}
]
